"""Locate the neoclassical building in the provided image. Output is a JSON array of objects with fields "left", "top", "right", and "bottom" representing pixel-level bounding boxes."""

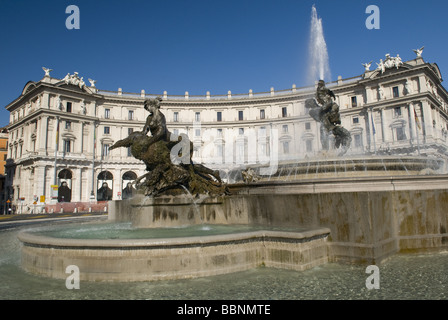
[{"left": 4, "top": 51, "right": 448, "bottom": 213}]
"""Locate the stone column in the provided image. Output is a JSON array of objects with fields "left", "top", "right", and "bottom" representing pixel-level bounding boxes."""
[
  {"left": 34, "top": 165, "right": 46, "bottom": 201},
  {"left": 368, "top": 108, "right": 376, "bottom": 153},
  {"left": 113, "top": 169, "right": 121, "bottom": 200},
  {"left": 408, "top": 103, "right": 417, "bottom": 143},
  {"left": 293, "top": 122, "right": 300, "bottom": 159},
  {"left": 421, "top": 100, "right": 434, "bottom": 142},
  {"left": 418, "top": 75, "right": 429, "bottom": 93},
  {"left": 80, "top": 122, "right": 84, "bottom": 154},
  {"left": 41, "top": 93, "right": 50, "bottom": 109},
  {"left": 73, "top": 167, "right": 82, "bottom": 202},
  {"left": 364, "top": 86, "right": 372, "bottom": 104},
  {"left": 37, "top": 116, "right": 48, "bottom": 154},
  {"left": 379, "top": 107, "right": 386, "bottom": 143}
]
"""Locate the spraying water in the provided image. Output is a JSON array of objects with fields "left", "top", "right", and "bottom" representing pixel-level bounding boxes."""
[{"left": 307, "top": 5, "right": 331, "bottom": 84}]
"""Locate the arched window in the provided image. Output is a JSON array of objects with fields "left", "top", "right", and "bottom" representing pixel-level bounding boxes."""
[
  {"left": 97, "top": 171, "right": 113, "bottom": 201},
  {"left": 98, "top": 171, "right": 113, "bottom": 180},
  {"left": 122, "top": 171, "right": 137, "bottom": 180},
  {"left": 57, "top": 169, "right": 72, "bottom": 202},
  {"left": 58, "top": 169, "right": 73, "bottom": 179},
  {"left": 121, "top": 171, "right": 137, "bottom": 199}
]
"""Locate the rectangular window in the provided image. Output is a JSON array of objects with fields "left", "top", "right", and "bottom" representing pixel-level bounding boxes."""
[
  {"left": 105, "top": 108, "right": 110, "bottom": 119},
  {"left": 282, "top": 107, "right": 287, "bottom": 117},
  {"left": 174, "top": 112, "right": 179, "bottom": 122},
  {"left": 65, "top": 121, "right": 71, "bottom": 130},
  {"left": 282, "top": 125, "right": 288, "bottom": 133},
  {"left": 128, "top": 110, "right": 134, "bottom": 120},
  {"left": 283, "top": 141, "right": 289, "bottom": 154},
  {"left": 217, "top": 111, "right": 222, "bottom": 122},
  {"left": 66, "top": 102, "right": 72, "bottom": 113},
  {"left": 396, "top": 127, "right": 406, "bottom": 141},
  {"left": 102, "top": 144, "right": 110, "bottom": 158},
  {"left": 393, "top": 86, "right": 399, "bottom": 98},
  {"left": 305, "top": 122, "right": 311, "bottom": 130},
  {"left": 259, "top": 143, "right": 266, "bottom": 156},
  {"left": 217, "top": 128, "right": 223, "bottom": 136},
  {"left": 260, "top": 109, "right": 265, "bottom": 119},
  {"left": 351, "top": 96, "right": 357, "bottom": 107},
  {"left": 216, "top": 144, "right": 223, "bottom": 158},
  {"left": 236, "top": 144, "right": 244, "bottom": 163},
  {"left": 195, "top": 129, "right": 201, "bottom": 136},
  {"left": 354, "top": 134, "right": 363, "bottom": 148},
  {"left": 195, "top": 112, "right": 201, "bottom": 122},
  {"left": 239, "top": 128, "right": 244, "bottom": 135},
  {"left": 127, "top": 128, "right": 134, "bottom": 157},
  {"left": 63, "top": 140, "right": 71, "bottom": 153},
  {"left": 104, "top": 126, "right": 110, "bottom": 134},
  {"left": 306, "top": 140, "right": 313, "bottom": 152},
  {"left": 238, "top": 110, "right": 244, "bottom": 121},
  {"left": 353, "top": 117, "right": 359, "bottom": 124},
  {"left": 394, "top": 107, "right": 402, "bottom": 117}
]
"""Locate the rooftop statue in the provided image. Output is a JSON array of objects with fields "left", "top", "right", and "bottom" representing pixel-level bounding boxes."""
[
  {"left": 305, "top": 80, "right": 352, "bottom": 156},
  {"left": 413, "top": 46, "right": 424, "bottom": 58},
  {"left": 362, "top": 61, "right": 373, "bottom": 72},
  {"left": 42, "top": 67, "right": 52, "bottom": 77},
  {"left": 110, "top": 97, "right": 228, "bottom": 197},
  {"left": 376, "top": 54, "right": 403, "bottom": 73},
  {"left": 88, "top": 78, "right": 97, "bottom": 87}
]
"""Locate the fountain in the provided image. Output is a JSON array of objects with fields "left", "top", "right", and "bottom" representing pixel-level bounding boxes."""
[
  {"left": 18, "top": 96, "right": 332, "bottom": 281},
  {"left": 17, "top": 7, "right": 448, "bottom": 283},
  {"left": 307, "top": 5, "right": 331, "bottom": 84},
  {"left": 18, "top": 94, "right": 448, "bottom": 282}
]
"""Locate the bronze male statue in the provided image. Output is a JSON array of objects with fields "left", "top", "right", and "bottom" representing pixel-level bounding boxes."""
[{"left": 306, "top": 80, "right": 351, "bottom": 156}]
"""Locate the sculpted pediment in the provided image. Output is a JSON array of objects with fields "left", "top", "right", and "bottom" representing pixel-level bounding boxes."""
[
  {"left": 21, "top": 81, "right": 38, "bottom": 95},
  {"left": 54, "top": 72, "right": 97, "bottom": 94}
]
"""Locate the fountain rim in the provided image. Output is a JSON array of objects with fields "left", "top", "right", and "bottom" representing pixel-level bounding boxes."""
[
  {"left": 228, "top": 173, "right": 448, "bottom": 187},
  {"left": 17, "top": 227, "right": 331, "bottom": 249}
]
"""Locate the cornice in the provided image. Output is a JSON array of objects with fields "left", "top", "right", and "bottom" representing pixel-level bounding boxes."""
[
  {"left": 159, "top": 93, "right": 311, "bottom": 108},
  {"left": 359, "top": 62, "right": 440, "bottom": 86},
  {"left": 7, "top": 108, "right": 100, "bottom": 130}
]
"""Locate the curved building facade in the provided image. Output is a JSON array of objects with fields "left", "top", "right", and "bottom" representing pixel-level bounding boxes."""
[{"left": 4, "top": 54, "right": 448, "bottom": 213}]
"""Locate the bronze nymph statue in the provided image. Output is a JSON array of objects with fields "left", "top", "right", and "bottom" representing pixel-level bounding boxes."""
[{"left": 110, "top": 97, "right": 227, "bottom": 196}]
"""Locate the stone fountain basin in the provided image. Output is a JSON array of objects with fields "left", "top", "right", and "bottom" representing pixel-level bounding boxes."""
[{"left": 18, "top": 226, "right": 330, "bottom": 282}]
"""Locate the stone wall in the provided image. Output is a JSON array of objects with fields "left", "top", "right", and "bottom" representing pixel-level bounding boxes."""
[
  {"left": 19, "top": 228, "right": 330, "bottom": 281},
  {"left": 110, "top": 176, "right": 448, "bottom": 264}
]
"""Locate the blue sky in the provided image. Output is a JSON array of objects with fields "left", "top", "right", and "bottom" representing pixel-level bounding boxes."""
[{"left": 1, "top": 0, "right": 447, "bottom": 128}]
